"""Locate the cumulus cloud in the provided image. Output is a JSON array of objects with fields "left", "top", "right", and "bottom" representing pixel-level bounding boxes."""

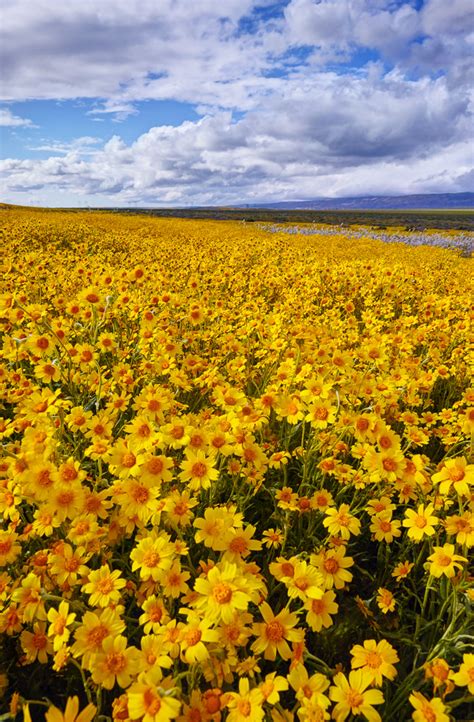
[
  {"left": 2, "top": 69, "right": 472, "bottom": 205},
  {"left": 0, "top": 0, "right": 473, "bottom": 203},
  {"left": 0, "top": 108, "right": 36, "bottom": 127}
]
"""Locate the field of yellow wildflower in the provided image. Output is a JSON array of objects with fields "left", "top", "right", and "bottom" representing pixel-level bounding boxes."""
[{"left": 0, "top": 208, "right": 473, "bottom": 722}]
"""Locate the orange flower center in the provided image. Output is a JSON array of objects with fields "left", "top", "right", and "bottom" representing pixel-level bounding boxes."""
[
  {"left": 212, "top": 582, "right": 233, "bottom": 604},
  {"left": 323, "top": 558, "right": 339, "bottom": 574},
  {"left": 295, "top": 577, "right": 309, "bottom": 590},
  {"left": 54, "top": 616, "right": 67, "bottom": 635},
  {"left": 132, "top": 485, "right": 150, "bottom": 504},
  {"left": 147, "top": 458, "right": 164, "bottom": 474},
  {"left": 229, "top": 536, "right": 248, "bottom": 554},
  {"left": 61, "top": 466, "right": 78, "bottom": 482},
  {"left": 57, "top": 490, "right": 74, "bottom": 506},
  {"left": 265, "top": 619, "right": 284, "bottom": 642},
  {"left": 38, "top": 470, "right": 53, "bottom": 487},
  {"left": 346, "top": 689, "right": 364, "bottom": 709},
  {"left": 420, "top": 704, "right": 436, "bottom": 722},
  {"left": 191, "top": 462, "right": 207, "bottom": 478},
  {"left": 280, "top": 562, "right": 295, "bottom": 577},
  {"left": 33, "top": 632, "right": 48, "bottom": 649},
  {"left": 148, "top": 605, "right": 163, "bottom": 622},
  {"left": 96, "top": 577, "right": 115, "bottom": 595},
  {"left": 106, "top": 651, "right": 126, "bottom": 673},
  {"left": 143, "top": 550, "right": 161, "bottom": 568},
  {"left": 237, "top": 700, "right": 251, "bottom": 717},
  {"left": 121, "top": 452, "right": 136, "bottom": 468},
  {"left": 314, "top": 407, "right": 328, "bottom": 420},
  {"left": 64, "top": 557, "right": 80, "bottom": 572},
  {"left": 311, "top": 599, "right": 325, "bottom": 613},
  {"left": 186, "top": 629, "right": 202, "bottom": 646},
  {"left": 415, "top": 516, "right": 427, "bottom": 528},
  {"left": 366, "top": 651, "right": 382, "bottom": 668},
  {"left": 435, "top": 553, "right": 452, "bottom": 567},
  {"left": 88, "top": 625, "right": 108, "bottom": 647},
  {"left": 0, "top": 540, "right": 12, "bottom": 555}
]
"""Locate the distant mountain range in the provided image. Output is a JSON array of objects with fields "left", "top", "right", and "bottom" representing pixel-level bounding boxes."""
[{"left": 237, "top": 192, "right": 474, "bottom": 210}]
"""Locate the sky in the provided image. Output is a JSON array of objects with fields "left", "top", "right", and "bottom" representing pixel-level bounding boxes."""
[{"left": 0, "top": 0, "right": 473, "bottom": 207}]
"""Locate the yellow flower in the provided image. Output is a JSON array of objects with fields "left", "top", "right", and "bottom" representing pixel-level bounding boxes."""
[
  {"left": 304, "top": 590, "right": 338, "bottom": 632},
  {"left": 83, "top": 564, "right": 126, "bottom": 607},
  {"left": 124, "top": 414, "right": 159, "bottom": 451},
  {"left": 90, "top": 634, "right": 139, "bottom": 689},
  {"left": 45, "top": 696, "right": 96, "bottom": 722},
  {"left": 402, "top": 503, "right": 439, "bottom": 542},
  {"left": 350, "top": 639, "right": 399, "bottom": 686},
  {"left": 193, "top": 562, "right": 254, "bottom": 624},
  {"left": 222, "top": 524, "right": 262, "bottom": 562},
  {"left": 178, "top": 613, "right": 219, "bottom": 664},
  {"left": 139, "top": 595, "right": 170, "bottom": 635},
  {"left": 140, "top": 453, "right": 174, "bottom": 486},
  {"left": 285, "top": 560, "right": 324, "bottom": 602},
  {"left": 0, "top": 530, "right": 21, "bottom": 565},
  {"left": 329, "top": 669, "right": 384, "bottom": 722},
  {"left": 259, "top": 672, "right": 289, "bottom": 705},
  {"left": 193, "top": 507, "right": 236, "bottom": 551},
  {"left": 20, "top": 621, "right": 52, "bottom": 664},
  {"left": 137, "top": 634, "right": 172, "bottom": 673},
  {"left": 127, "top": 669, "right": 181, "bottom": 722},
  {"left": 130, "top": 533, "right": 175, "bottom": 581},
  {"left": 312, "top": 547, "right": 354, "bottom": 590},
  {"left": 109, "top": 438, "right": 145, "bottom": 478},
  {"left": 305, "top": 399, "right": 337, "bottom": 429},
  {"left": 452, "top": 653, "right": 474, "bottom": 694},
  {"left": 47, "top": 601, "right": 76, "bottom": 651},
  {"left": 11, "top": 572, "right": 46, "bottom": 623},
  {"left": 370, "top": 512, "right": 401, "bottom": 543},
  {"left": 391, "top": 560, "right": 414, "bottom": 581},
  {"left": 179, "top": 450, "right": 219, "bottom": 491},
  {"left": 288, "top": 664, "right": 330, "bottom": 708},
  {"left": 71, "top": 608, "right": 125, "bottom": 668},
  {"left": 424, "top": 658, "right": 454, "bottom": 693},
  {"left": 376, "top": 588, "right": 396, "bottom": 614},
  {"left": 262, "top": 528, "right": 284, "bottom": 548},
  {"left": 227, "top": 678, "right": 264, "bottom": 722},
  {"left": 426, "top": 544, "right": 467, "bottom": 578},
  {"left": 444, "top": 511, "right": 474, "bottom": 547},
  {"left": 408, "top": 692, "right": 450, "bottom": 722},
  {"left": 323, "top": 504, "right": 361, "bottom": 540},
  {"left": 251, "top": 602, "right": 304, "bottom": 661},
  {"left": 432, "top": 457, "right": 473, "bottom": 497}
]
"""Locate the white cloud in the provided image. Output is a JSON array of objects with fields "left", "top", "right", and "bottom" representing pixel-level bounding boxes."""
[
  {"left": 0, "top": 0, "right": 472, "bottom": 203},
  {"left": 1, "top": 0, "right": 470, "bottom": 109},
  {"left": 2, "top": 70, "right": 472, "bottom": 205},
  {"left": 0, "top": 108, "right": 36, "bottom": 127},
  {"left": 27, "top": 136, "right": 101, "bottom": 153}
]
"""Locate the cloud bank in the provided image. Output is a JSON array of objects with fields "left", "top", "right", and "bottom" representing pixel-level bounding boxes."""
[{"left": 1, "top": 0, "right": 473, "bottom": 205}]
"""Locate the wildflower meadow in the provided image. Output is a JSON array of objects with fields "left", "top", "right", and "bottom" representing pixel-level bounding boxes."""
[{"left": 0, "top": 208, "right": 472, "bottom": 722}]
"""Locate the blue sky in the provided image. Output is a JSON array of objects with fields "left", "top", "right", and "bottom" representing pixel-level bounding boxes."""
[{"left": 0, "top": 0, "right": 473, "bottom": 206}]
